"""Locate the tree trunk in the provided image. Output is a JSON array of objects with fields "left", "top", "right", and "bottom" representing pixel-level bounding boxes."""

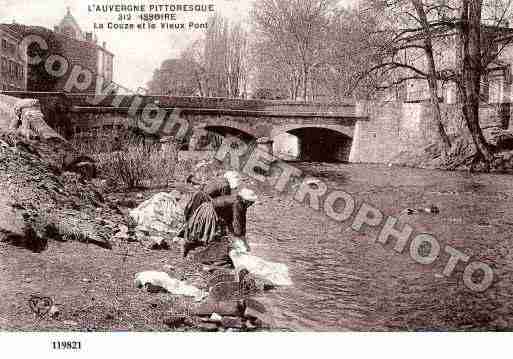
[
  {"left": 460, "top": 0, "right": 494, "bottom": 164},
  {"left": 411, "top": 0, "right": 451, "bottom": 157},
  {"left": 302, "top": 65, "right": 309, "bottom": 100}
]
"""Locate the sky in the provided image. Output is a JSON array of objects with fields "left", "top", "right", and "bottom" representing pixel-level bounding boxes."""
[{"left": 1, "top": 0, "right": 254, "bottom": 91}]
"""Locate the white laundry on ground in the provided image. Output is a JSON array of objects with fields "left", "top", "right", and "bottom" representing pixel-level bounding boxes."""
[
  {"left": 134, "top": 271, "right": 207, "bottom": 302},
  {"left": 129, "top": 192, "right": 185, "bottom": 234},
  {"left": 229, "top": 250, "right": 293, "bottom": 287}
]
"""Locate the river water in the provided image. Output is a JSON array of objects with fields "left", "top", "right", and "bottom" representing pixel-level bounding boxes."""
[{"left": 245, "top": 163, "right": 513, "bottom": 331}]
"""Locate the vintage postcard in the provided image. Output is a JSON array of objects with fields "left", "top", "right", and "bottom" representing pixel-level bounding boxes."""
[{"left": 0, "top": 0, "right": 511, "bottom": 356}]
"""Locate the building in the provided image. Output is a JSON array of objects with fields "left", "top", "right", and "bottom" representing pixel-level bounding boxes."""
[
  {"left": 3, "top": 8, "right": 114, "bottom": 93},
  {"left": 54, "top": 7, "right": 89, "bottom": 42},
  {"left": 385, "top": 25, "right": 513, "bottom": 104},
  {"left": 0, "top": 24, "right": 27, "bottom": 91},
  {"left": 53, "top": 7, "right": 114, "bottom": 86}
]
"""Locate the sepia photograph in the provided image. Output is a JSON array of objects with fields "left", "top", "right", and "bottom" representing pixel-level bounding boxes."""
[{"left": 0, "top": 0, "right": 512, "bottom": 356}]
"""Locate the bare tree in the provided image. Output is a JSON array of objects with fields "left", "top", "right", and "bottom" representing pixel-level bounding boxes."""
[
  {"left": 360, "top": 0, "right": 455, "bottom": 154},
  {"left": 361, "top": 0, "right": 513, "bottom": 167},
  {"left": 320, "top": 6, "right": 385, "bottom": 100},
  {"left": 180, "top": 15, "right": 249, "bottom": 98},
  {"left": 146, "top": 58, "right": 198, "bottom": 96},
  {"left": 251, "top": 0, "right": 337, "bottom": 101}
]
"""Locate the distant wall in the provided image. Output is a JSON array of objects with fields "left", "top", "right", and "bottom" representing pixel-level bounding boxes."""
[
  {"left": 349, "top": 102, "right": 407, "bottom": 163},
  {"left": 349, "top": 101, "right": 509, "bottom": 164},
  {"left": 0, "top": 93, "right": 19, "bottom": 129},
  {"left": 2, "top": 91, "right": 72, "bottom": 135}
]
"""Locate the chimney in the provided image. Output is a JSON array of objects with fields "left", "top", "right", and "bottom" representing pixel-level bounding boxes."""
[
  {"left": 54, "top": 26, "right": 59, "bottom": 32},
  {"left": 85, "top": 32, "right": 93, "bottom": 41},
  {"left": 102, "top": 41, "right": 106, "bottom": 49}
]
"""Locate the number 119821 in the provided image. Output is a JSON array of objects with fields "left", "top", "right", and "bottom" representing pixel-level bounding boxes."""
[{"left": 52, "top": 341, "right": 81, "bottom": 350}]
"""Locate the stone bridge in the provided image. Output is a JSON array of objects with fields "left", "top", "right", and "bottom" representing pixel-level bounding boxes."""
[
  {"left": 1, "top": 92, "right": 368, "bottom": 162},
  {"left": 4, "top": 91, "right": 509, "bottom": 164}
]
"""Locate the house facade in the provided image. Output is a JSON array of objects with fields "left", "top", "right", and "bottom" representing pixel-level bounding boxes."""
[
  {"left": 0, "top": 24, "right": 27, "bottom": 91},
  {"left": 54, "top": 7, "right": 114, "bottom": 85},
  {"left": 385, "top": 26, "right": 513, "bottom": 104},
  {"left": 2, "top": 8, "right": 114, "bottom": 93}
]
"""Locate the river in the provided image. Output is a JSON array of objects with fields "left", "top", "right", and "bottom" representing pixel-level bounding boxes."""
[{"left": 244, "top": 163, "right": 513, "bottom": 331}]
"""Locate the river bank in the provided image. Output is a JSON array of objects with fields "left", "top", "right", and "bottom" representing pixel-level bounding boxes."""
[
  {"left": 0, "top": 178, "right": 289, "bottom": 331},
  {"left": 0, "top": 128, "right": 284, "bottom": 331}
]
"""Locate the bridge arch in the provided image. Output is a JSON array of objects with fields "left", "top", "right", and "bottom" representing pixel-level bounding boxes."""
[
  {"left": 271, "top": 125, "right": 353, "bottom": 163},
  {"left": 270, "top": 124, "right": 354, "bottom": 139}
]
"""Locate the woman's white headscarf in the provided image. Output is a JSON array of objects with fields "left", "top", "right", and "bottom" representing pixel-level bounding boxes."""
[
  {"left": 239, "top": 188, "right": 258, "bottom": 202},
  {"left": 224, "top": 171, "right": 241, "bottom": 190}
]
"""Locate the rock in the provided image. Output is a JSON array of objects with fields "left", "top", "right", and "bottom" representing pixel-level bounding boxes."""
[
  {"left": 62, "top": 320, "right": 78, "bottom": 326},
  {"left": 145, "top": 283, "right": 167, "bottom": 293},
  {"left": 209, "top": 281, "right": 241, "bottom": 301},
  {"left": 209, "top": 312, "right": 222, "bottom": 322},
  {"left": 304, "top": 178, "right": 323, "bottom": 189},
  {"left": 243, "top": 299, "right": 274, "bottom": 328},
  {"left": 207, "top": 272, "right": 236, "bottom": 289},
  {"left": 192, "top": 240, "right": 231, "bottom": 264},
  {"left": 221, "top": 317, "right": 245, "bottom": 329},
  {"left": 192, "top": 300, "right": 245, "bottom": 317},
  {"left": 73, "top": 162, "right": 96, "bottom": 180},
  {"left": 238, "top": 269, "right": 267, "bottom": 295},
  {"left": 0, "top": 196, "right": 46, "bottom": 252},
  {"left": 49, "top": 305, "right": 60, "bottom": 319},
  {"left": 62, "top": 153, "right": 96, "bottom": 180},
  {"left": 112, "top": 225, "right": 129, "bottom": 241},
  {"left": 163, "top": 264, "right": 174, "bottom": 271},
  {"left": 164, "top": 315, "right": 194, "bottom": 329},
  {"left": 424, "top": 205, "right": 439, "bottom": 214},
  {"left": 483, "top": 127, "right": 513, "bottom": 148},
  {"left": 116, "top": 198, "right": 138, "bottom": 208},
  {"left": 245, "top": 319, "right": 257, "bottom": 331},
  {"left": 402, "top": 205, "right": 439, "bottom": 216},
  {"left": 46, "top": 214, "right": 112, "bottom": 249},
  {"left": 244, "top": 298, "right": 267, "bottom": 315},
  {"left": 196, "top": 322, "right": 219, "bottom": 332},
  {"left": 403, "top": 208, "right": 418, "bottom": 215},
  {"left": 0, "top": 95, "right": 114, "bottom": 252},
  {"left": 129, "top": 192, "right": 184, "bottom": 235},
  {"left": 141, "top": 236, "right": 170, "bottom": 250}
]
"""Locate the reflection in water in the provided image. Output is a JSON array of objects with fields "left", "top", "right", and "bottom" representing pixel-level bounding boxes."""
[{"left": 247, "top": 163, "right": 513, "bottom": 331}]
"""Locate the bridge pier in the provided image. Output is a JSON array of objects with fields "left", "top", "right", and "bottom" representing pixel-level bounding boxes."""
[
  {"left": 255, "top": 137, "right": 275, "bottom": 175},
  {"left": 256, "top": 137, "right": 273, "bottom": 155},
  {"left": 189, "top": 128, "right": 208, "bottom": 150}
]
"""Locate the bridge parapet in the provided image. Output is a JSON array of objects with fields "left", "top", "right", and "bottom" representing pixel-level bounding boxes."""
[{"left": 2, "top": 91, "right": 363, "bottom": 118}]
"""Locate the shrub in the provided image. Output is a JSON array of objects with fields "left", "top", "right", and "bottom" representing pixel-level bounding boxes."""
[{"left": 70, "top": 129, "right": 181, "bottom": 189}]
